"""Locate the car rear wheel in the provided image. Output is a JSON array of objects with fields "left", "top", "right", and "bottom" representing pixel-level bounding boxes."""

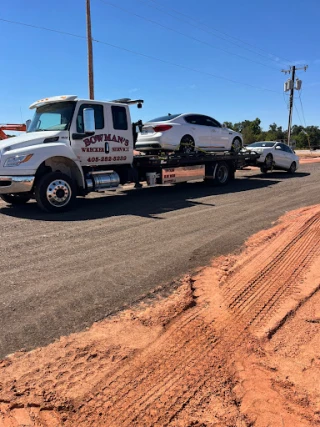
[
  {"left": 0, "top": 193, "right": 31, "bottom": 205},
  {"left": 287, "top": 161, "right": 297, "bottom": 174},
  {"left": 179, "top": 135, "right": 195, "bottom": 154}
]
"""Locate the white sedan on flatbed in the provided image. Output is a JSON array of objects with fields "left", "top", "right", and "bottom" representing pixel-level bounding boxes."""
[
  {"left": 136, "top": 113, "right": 243, "bottom": 154},
  {"left": 246, "top": 141, "right": 299, "bottom": 173}
]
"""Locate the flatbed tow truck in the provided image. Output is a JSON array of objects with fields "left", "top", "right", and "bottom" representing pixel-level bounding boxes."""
[{"left": 0, "top": 95, "right": 259, "bottom": 212}]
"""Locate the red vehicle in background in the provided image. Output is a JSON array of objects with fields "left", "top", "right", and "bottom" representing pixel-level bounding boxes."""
[{"left": 0, "top": 124, "right": 26, "bottom": 140}]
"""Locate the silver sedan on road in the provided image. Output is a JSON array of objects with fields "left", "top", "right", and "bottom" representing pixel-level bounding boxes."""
[{"left": 247, "top": 141, "right": 299, "bottom": 173}]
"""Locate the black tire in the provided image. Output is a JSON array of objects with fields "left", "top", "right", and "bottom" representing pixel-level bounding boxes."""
[
  {"left": 0, "top": 193, "right": 31, "bottom": 205},
  {"left": 231, "top": 137, "right": 242, "bottom": 153},
  {"left": 287, "top": 161, "right": 297, "bottom": 174},
  {"left": 35, "top": 172, "right": 76, "bottom": 213},
  {"left": 264, "top": 154, "right": 273, "bottom": 169},
  {"left": 260, "top": 166, "right": 268, "bottom": 174},
  {"left": 179, "top": 135, "right": 195, "bottom": 154},
  {"left": 204, "top": 161, "right": 230, "bottom": 186}
]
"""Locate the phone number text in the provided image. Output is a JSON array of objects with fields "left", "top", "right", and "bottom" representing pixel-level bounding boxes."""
[{"left": 87, "top": 156, "right": 127, "bottom": 163}]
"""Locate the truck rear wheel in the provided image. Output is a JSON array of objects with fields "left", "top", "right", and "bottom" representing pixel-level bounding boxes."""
[
  {"left": 204, "top": 161, "right": 230, "bottom": 186},
  {"left": 214, "top": 161, "right": 230, "bottom": 185},
  {"left": 0, "top": 193, "right": 31, "bottom": 205},
  {"left": 35, "top": 172, "right": 76, "bottom": 212}
]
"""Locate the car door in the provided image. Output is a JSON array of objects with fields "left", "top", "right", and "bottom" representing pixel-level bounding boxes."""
[
  {"left": 183, "top": 115, "right": 212, "bottom": 148},
  {"left": 202, "top": 116, "right": 227, "bottom": 150},
  {"left": 274, "top": 143, "right": 289, "bottom": 168},
  {"left": 283, "top": 144, "right": 295, "bottom": 167}
]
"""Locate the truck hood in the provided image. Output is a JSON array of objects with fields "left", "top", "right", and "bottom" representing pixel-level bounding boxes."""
[{"left": 0, "top": 131, "right": 67, "bottom": 152}]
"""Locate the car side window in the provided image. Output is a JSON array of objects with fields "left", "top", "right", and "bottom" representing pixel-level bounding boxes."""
[
  {"left": 77, "top": 104, "right": 104, "bottom": 133},
  {"left": 284, "top": 145, "right": 293, "bottom": 153},
  {"left": 280, "top": 143, "right": 289, "bottom": 152},
  {"left": 184, "top": 115, "right": 194, "bottom": 124},
  {"left": 184, "top": 115, "right": 202, "bottom": 125},
  {"left": 203, "top": 116, "right": 221, "bottom": 127},
  {"left": 112, "top": 106, "right": 128, "bottom": 130}
]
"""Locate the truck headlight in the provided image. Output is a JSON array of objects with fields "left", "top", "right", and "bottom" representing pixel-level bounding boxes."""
[{"left": 4, "top": 154, "right": 34, "bottom": 167}]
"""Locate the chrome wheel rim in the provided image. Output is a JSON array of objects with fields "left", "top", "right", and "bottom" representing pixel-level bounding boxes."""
[{"left": 46, "top": 179, "right": 71, "bottom": 207}]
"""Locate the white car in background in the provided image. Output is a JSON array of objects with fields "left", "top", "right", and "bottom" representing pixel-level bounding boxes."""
[
  {"left": 246, "top": 141, "right": 299, "bottom": 173},
  {"left": 136, "top": 113, "right": 243, "bottom": 154}
]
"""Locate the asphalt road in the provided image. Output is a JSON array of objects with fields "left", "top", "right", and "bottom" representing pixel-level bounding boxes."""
[{"left": 0, "top": 163, "right": 319, "bottom": 358}]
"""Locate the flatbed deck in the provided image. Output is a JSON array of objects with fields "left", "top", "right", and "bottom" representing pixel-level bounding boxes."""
[{"left": 133, "top": 150, "right": 260, "bottom": 169}]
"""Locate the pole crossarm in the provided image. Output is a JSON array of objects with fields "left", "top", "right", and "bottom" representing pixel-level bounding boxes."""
[{"left": 281, "top": 65, "right": 308, "bottom": 145}]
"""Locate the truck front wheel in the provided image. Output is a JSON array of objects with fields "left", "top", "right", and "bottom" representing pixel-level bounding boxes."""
[
  {"left": 35, "top": 172, "right": 76, "bottom": 212},
  {"left": 0, "top": 193, "right": 31, "bottom": 205}
]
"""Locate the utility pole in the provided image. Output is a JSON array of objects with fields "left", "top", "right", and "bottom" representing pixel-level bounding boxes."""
[
  {"left": 282, "top": 65, "right": 308, "bottom": 145},
  {"left": 86, "top": 0, "right": 94, "bottom": 99}
]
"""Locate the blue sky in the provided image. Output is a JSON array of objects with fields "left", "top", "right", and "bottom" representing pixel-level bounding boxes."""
[{"left": 0, "top": 0, "right": 319, "bottom": 131}]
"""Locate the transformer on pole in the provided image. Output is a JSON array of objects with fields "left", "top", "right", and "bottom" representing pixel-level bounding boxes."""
[{"left": 282, "top": 65, "right": 308, "bottom": 145}]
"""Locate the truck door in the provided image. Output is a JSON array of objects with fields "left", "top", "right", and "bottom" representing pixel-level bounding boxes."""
[{"left": 70, "top": 102, "right": 133, "bottom": 166}]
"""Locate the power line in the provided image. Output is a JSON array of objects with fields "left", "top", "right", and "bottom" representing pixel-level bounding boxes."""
[
  {"left": 135, "top": 0, "right": 292, "bottom": 66},
  {"left": 97, "top": 0, "right": 280, "bottom": 71},
  {"left": 0, "top": 17, "right": 87, "bottom": 40},
  {"left": 297, "top": 89, "right": 307, "bottom": 127},
  {"left": 282, "top": 91, "right": 289, "bottom": 110},
  {"left": 0, "top": 17, "right": 282, "bottom": 94},
  {"left": 294, "top": 103, "right": 304, "bottom": 127}
]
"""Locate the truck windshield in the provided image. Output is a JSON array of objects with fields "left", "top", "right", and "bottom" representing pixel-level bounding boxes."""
[{"left": 28, "top": 101, "right": 76, "bottom": 132}]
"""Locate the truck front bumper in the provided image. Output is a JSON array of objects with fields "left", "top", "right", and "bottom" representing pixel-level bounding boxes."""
[{"left": 0, "top": 176, "right": 35, "bottom": 194}]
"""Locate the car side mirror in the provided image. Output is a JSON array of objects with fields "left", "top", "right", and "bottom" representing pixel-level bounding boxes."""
[
  {"left": 222, "top": 123, "right": 227, "bottom": 128},
  {"left": 83, "top": 108, "right": 95, "bottom": 133},
  {"left": 275, "top": 146, "right": 281, "bottom": 150}
]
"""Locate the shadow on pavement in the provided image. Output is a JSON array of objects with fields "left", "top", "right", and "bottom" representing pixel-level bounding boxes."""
[
  {"left": 0, "top": 177, "right": 283, "bottom": 222},
  {"left": 242, "top": 171, "right": 310, "bottom": 179}
]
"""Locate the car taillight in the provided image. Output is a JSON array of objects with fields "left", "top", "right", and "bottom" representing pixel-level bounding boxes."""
[{"left": 153, "top": 125, "right": 172, "bottom": 132}]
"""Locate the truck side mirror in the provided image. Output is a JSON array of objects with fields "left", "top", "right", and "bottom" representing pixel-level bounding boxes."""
[
  {"left": 26, "top": 119, "right": 31, "bottom": 131},
  {"left": 83, "top": 108, "right": 95, "bottom": 133}
]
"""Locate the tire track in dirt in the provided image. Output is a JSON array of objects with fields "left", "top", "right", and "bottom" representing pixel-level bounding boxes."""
[
  {"left": 1, "top": 206, "right": 320, "bottom": 426},
  {"left": 73, "top": 312, "right": 220, "bottom": 426},
  {"left": 67, "top": 211, "right": 320, "bottom": 426},
  {"left": 223, "top": 212, "right": 320, "bottom": 336}
]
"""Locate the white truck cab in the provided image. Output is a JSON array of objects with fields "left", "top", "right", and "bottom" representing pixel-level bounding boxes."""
[
  {"left": 0, "top": 95, "right": 142, "bottom": 211},
  {"left": 0, "top": 95, "right": 260, "bottom": 213}
]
